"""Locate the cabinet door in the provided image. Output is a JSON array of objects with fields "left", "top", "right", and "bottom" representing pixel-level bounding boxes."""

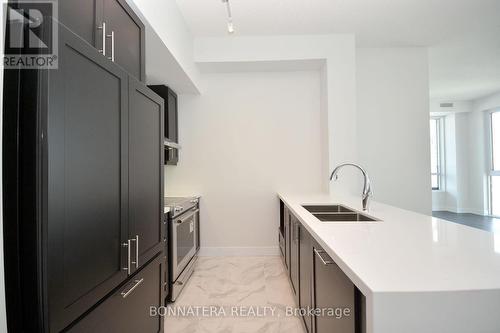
[
  {"left": 290, "top": 217, "right": 300, "bottom": 304},
  {"left": 284, "top": 208, "right": 290, "bottom": 271},
  {"left": 59, "top": 0, "right": 100, "bottom": 46},
  {"left": 128, "top": 78, "right": 164, "bottom": 272},
  {"left": 299, "top": 224, "right": 313, "bottom": 333},
  {"left": 47, "top": 25, "right": 129, "bottom": 332},
  {"left": 195, "top": 205, "right": 201, "bottom": 252},
  {"left": 312, "top": 244, "right": 356, "bottom": 333},
  {"left": 166, "top": 88, "right": 178, "bottom": 143},
  {"left": 103, "top": 0, "right": 145, "bottom": 81},
  {"left": 68, "top": 254, "right": 165, "bottom": 333}
]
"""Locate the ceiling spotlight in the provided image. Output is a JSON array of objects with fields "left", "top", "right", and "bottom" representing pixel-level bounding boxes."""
[{"left": 222, "top": 0, "right": 235, "bottom": 34}]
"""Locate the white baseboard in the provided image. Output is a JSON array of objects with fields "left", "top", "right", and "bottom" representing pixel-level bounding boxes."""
[
  {"left": 456, "top": 208, "right": 484, "bottom": 215},
  {"left": 432, "top": 206, "right": 456, "bottom": 212},
  {"left": 198, "top": 246, "right": 280, "bottom": 257}
]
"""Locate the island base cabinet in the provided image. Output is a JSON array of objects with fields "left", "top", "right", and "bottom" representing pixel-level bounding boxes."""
[
  {"left": 284, "top": 207, "right": 291, "bottom": 271},
  {"left": 290, "top": 216, "right": 300, "bottom": 304},
  {"left": 299, "top": 224, "right": 313, "bottom": 333},
  {"left": 312, "top": 242, "right": 356, "bottom": 333},
  {"left": 68, "top": 254, "right": 165, "bottom": 333}
]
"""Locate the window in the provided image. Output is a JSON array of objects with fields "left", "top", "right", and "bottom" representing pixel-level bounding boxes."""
[
  {"left": 490, "top": 111, "right": 500, "bottom": 216},
  {"left": 430, "top": 118, "right": 443, "bottom": 190}
]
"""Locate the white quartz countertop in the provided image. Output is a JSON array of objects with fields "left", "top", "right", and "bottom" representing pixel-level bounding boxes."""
[{"left": 279, "top": 192, "right": 500, "bottom": 296}]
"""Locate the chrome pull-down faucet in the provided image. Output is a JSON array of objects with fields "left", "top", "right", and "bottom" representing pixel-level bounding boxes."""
[{"left": 330, "top": 163, "right": 373, "bottom": 211}]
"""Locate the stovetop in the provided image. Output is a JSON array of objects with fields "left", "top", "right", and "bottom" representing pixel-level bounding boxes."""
[
  {"left": 164, "top": 197, "right": 195, "bottom": 206},
  {"left": 164, "top": 196, "right": 200, "bottom": 218}
]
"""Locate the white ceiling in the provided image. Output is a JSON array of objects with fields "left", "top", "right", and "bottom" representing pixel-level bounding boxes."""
[
  {"left": 428, "top": 30, "right": 500, "bottom": 101},
  {"left": 176, "top": 0, "right": 500, "bottom": 101},
  {"left": 176, "top": 0, "right": 499, "bottom": 45}
]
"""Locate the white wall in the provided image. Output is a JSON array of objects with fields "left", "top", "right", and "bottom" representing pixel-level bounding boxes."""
[
  {"left": 356, "top": 48, "right": 432, "bottom": 215},
  {"left": 466, "top": 109, "right": 489, "bottom": 215},
  {"left": 194, "top": 34, "right": 358, "bottom": 195},
  {"left": 165, "top": 71, "right": 324, "bottom": 255},
  {"left": 455, "top": 113, "right": 472, "bottom": 210}
]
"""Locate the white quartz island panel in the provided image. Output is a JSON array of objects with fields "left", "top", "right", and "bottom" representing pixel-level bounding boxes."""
[{"left": 279, "top": 193, "right": 500, "bottom": 333}]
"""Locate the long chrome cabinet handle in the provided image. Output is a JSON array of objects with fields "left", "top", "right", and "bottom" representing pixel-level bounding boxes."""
[
  {"left": 130, "top": 236, "right": 138, "bottom": 268},
  {"left": 135, "top": 235, "right": 139, "bottom": 269},
  {"left": 98, "top": 22, "right": 106, "bottom": 56},
  {"left": 122, "top": 240, "right": 131, "bottom": 274},
  {"left": 107, "top": 30, "right": 115, "bottom": 62},
  {"left": 314, "top": 248, "right": 335, "bottom": 266},
  {"left": 121, "top": 278, "right": 144, "bottom": 298}
]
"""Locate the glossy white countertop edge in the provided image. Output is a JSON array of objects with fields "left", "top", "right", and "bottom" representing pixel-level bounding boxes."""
[{"left": 278, "top": 192, "right": 500, "bottom": 295}]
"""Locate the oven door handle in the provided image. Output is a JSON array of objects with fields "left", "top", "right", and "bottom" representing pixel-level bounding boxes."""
[{"left": 176, "top": 209, "right": 200, "bottom": 225}]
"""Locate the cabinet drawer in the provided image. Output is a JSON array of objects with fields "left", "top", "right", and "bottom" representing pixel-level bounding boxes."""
[{"left": 68, "top": 255, "right": 165, "bottom": 333}]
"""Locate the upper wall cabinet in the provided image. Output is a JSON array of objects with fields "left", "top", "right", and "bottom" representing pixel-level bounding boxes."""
[
  {"left": 59, "top": 0, "right": 98, "bottom": 45},
  {"left": 148, "top": 85, "right": 179, "bottom": 165},
  {"left": 59, "top": 0, "right": 146, "bottom": 82},
  {"left": 103, "top": 0, "right": 145, "bottom": 81}
]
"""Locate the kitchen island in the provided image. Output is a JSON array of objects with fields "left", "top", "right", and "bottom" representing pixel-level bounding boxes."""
[{"left": 279, "top": 192, "right": 500, "bottom": 333}]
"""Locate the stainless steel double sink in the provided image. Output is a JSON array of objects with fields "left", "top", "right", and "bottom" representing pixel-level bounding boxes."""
[{"left": 302, "top": 204, "right": 379, "bottom": 222}]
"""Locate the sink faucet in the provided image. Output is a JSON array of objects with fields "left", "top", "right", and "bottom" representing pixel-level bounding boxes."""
[{"left": 330, "top": 163, "right": 373, "bottom": 211}]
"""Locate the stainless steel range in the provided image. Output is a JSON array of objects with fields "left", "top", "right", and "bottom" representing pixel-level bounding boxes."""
[{"left": 165, "top": 196, "right": 200, "bottom": 302}]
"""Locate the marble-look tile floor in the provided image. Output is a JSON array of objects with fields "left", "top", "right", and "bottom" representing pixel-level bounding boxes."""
[{"left": 164, "top": 256, "right": 306, "bottom": 333}]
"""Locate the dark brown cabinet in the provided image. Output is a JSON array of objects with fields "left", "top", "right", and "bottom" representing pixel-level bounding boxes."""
[
  {"left": 283, "top": 206, "right": 300, "bottom": 307},
  {"left": 103, "top": 0, "right": 145, "bottom": 80},
  {"left": 312, "top": 242, "right": 356, "bottom": 333},
  {"left": 279, "top": 201, "right": 361, "bottom": 333},
  {"left": 47, "top": 24, "right": 130, "bottom": 333},
  {"left": 59, "top": 0, "right": 99, "bottom": 46},
  {"left": 59, "top": 0, "right": 145, "bottom": 81},
  {"left": 290, "top": 216, "right": 300, "bottom": 304},
  {"left": 128, "top": 79, "right": 165, "bottom": 272},
  {"left": 68, "top": 254, "right": 165, "bottom": 333},
  {"left": 148, "top": 85, "right": 180, "bottom": 165},
  {"left": 299, "top": 224, "right": 313, "bottom": 333},
  {"left": 284, "top": 207, "right": 291, "bottom": 271},
  {"left": 3, "top": 23, "right": 164, "bottom": 332}
]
